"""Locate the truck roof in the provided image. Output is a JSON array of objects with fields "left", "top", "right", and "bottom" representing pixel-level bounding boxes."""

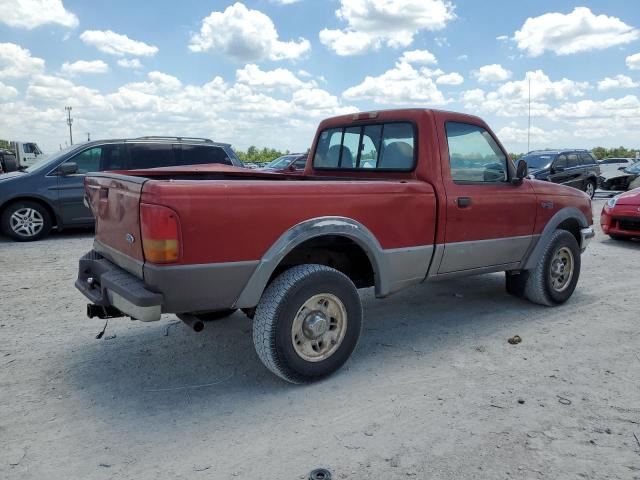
[{"left": 319, "top": 108, "right": 486, "bottom": 127}]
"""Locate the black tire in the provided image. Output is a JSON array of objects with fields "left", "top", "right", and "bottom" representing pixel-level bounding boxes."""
[
  {"left": 1, "top": 155, "right": 18, "bottom": 172},
  {"left": 1, "top": 200, "right": 52, "bottom": 241},
  {"left": 584, "top": 179, "right": 596, "bottom": 199},
  {"left": 252, "top": 264, "right": 362, "bottom": 384},
  {"left": 524, "top": 230, "right": 581, "bottom": 306},
  {"left": 192, "top": 309, "right": 237, "bottom": 321}
]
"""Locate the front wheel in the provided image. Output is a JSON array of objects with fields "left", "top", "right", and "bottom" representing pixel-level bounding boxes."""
[
  {"left": 252, "top": 264, "right": 362, "bottom": 383},
  {"left": 584, "top": 179, "right": 596, "bottom": 199},
  {"left": 1, "top": 201, "right": 52, "bottom": 241},
  {"left": 524, "top": 230, "right": 581, "bottom": 306}
]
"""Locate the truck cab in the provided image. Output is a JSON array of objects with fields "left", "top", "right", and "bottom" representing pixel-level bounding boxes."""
[{"left": 10, "top": 141, "right": 44, "bottom": 168}]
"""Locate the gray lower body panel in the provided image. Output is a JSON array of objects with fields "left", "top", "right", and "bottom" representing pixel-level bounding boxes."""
[
  {"left": 383, "top": 245, "right": 434, "bottom": 294},
  {"left": 144, "top": 260, "right": 258, "bottom": 313},
  {"left": 437, "top": 235, "right": 537, "bottom": 274}
]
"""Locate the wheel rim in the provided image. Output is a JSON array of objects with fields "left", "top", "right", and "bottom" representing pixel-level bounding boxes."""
[
  {"left": 586, "top": 182, "right": 594, "bottom": 197},
  {"left": 291, "top": 293, "right": 347, "bottom": 362},
  {"left": 10, "top": 208, "right": 44, "bottom": 237},
  {"left": 549, "top": 246, "right": 574, "bottom": 292}
]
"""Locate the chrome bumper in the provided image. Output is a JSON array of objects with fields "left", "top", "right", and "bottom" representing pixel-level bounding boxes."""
[{"left": 580, "top": 226, "right": 595, "bottom": 252}]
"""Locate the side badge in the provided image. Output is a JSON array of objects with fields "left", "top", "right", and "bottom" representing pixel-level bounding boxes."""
[
  {"left": 125, "top": 233, "right": 135, "bottom": 244},
  {"left": 541, "top": 201, "right": 554, "bottom": 209}
]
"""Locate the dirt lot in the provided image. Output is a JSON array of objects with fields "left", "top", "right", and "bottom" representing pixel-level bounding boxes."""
[{"left": 1, "top": 198, "right": 639, "bottom": 480}]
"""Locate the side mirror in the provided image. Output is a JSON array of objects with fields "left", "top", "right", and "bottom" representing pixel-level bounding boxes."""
[
  {"left": 552, "top": 165, "right": 564, "bottom": 173},
  {"left": 287, "top": 164, "right": 297, "bottom": 171},
  {"left": 618, "top": 166, "right": 627, "bottom": 171},
  {"left": 59, "top": 162, "right": 78, "bottom": 176},
  {"left": 512, "top": 159, "right": 528, "bottom": 185}
]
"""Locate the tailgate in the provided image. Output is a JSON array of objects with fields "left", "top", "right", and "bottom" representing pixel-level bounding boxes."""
[{"left": 85, "top": 173, "right": 147, "bottom": 276}]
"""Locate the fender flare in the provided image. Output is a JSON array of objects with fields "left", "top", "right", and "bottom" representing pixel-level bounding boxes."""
[
  {"left": 522, "top": 207, "right": 588, "bottom": 270},
  {"left": 233, "top": 216, "right": 389, "bottom": 309}
]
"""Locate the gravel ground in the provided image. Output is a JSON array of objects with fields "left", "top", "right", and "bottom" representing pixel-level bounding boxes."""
[{"left": 1, "top": 198, "right": 639, "bottom": 480}]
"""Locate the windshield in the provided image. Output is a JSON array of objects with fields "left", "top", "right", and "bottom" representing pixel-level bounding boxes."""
[
  {"left": 24, "top": 144, "right": 83, "bottom": 173},
  {"left": 266, "top": 155, "right": 297, "bottom": 169},
  {"left": 521, "top": 153, "right": 556, "bottom": 169},
  {"left": 625, "top": 161, "right": 640, "bottom": 174}
]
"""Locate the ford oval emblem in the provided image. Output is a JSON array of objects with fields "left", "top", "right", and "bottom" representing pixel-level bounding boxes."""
[{"left": 125, "top": 233, "right": 135, "bottom": 244}]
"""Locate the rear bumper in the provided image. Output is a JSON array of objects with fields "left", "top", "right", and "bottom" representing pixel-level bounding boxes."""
[
  {"left": 76, "top": 250, "right": 259, "bottom": 321},
  {"left": 75, "top": 251, "right": 163, "bottom": 322}
]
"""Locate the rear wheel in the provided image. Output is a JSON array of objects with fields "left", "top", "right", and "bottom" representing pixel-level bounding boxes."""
[
  {"left": 252, "top": 264, "right": 362, "bottom": 383},
  {"left": 1, "top": 201, "right": 52, "bottom": 241},
  {"left": 584, "top": 179, "right": 596, "bottom": 199}
]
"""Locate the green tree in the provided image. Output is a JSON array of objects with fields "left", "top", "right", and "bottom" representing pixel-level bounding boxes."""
[{"left": 234, "top": 145, "right": 290, "bottom": 164}]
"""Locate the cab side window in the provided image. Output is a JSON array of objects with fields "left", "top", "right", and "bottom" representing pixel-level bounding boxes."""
[
  {"left": 101, "top": 145, "right": 126, "bottom": 170},
  {"left": 128, "top": 144, "right": 177, "bottom": 169},
  {"left": 445, "top": 122, "right": 507, "bottom": 183}
]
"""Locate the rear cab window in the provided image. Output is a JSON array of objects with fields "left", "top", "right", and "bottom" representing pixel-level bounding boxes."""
[{"left": 313, "top": 122, "right": 415, "bottom": 171}]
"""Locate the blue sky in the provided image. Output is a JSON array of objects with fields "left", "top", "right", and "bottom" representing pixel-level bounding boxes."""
[{"left": 0, "top": 0, "right": 639, "bottom": 153}]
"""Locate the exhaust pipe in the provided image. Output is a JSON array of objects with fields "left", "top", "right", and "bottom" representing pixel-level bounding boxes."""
[{"left": 177, "top": 314, "right": 204, "bottom": 333}]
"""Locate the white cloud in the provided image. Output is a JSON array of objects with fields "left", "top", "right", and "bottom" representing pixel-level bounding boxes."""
[
  {"left": 117, "top": 58, "right": 143, "bottom": 69},
  {"left": 513, "top": 7, "right": 639, "bottom": 57},
  {"left": 189, "top": 2, "right": 310, "bottom": 61},
  {"left": 497, "top": 125, "right": 567, "bottom": 145},
  {"left": 496, "top": 35, "right": 509, "bottom": 41},
  {"left": 271, "top": 0, "right": 300, "bottom": 3},
  {"left": 627, "top": 53, "right": 640, "bottom": 71},
  {"left": 457, "top": 54, "right": 468, "bottom": 61},
  {"left": 236, "top": 64, "right": 311, "bottom": 90},
  {"left": 459, "top": 70, "right": 588, "bottom": 118},
  {"left": 0, "top": 0, "right": 78, "bottom": 29},
  {"left": 0, "top": 42, "right": 45, "bottom": 78},
  {"left": 80, "top": 30, "right": 158, "bottom": 57},
  {"left": 473, "top": 64, "right": 512, "bottom": 83},
  {"left": 148, "top": 71, "right": 182, "bottom": 90},
  {"left": 436, "top": 72, "right": 463, "bottom": 85},
  {"left": 342, "top": 61, "right": 447, "bottom": 105},
  {"left": 61, "top": 60, "right": 109, "bottom": 76},
  {"left": 320, "top": 0, "right": 455, "bottom": 55},
  {"left": 555, "top": 95, "right": 640, "bottom": 119},
  {"left": 0, "top": 80, "right": 18, "bottom": 100},
  {"left": 399, "top": 49, "right": 437, "bottom": 65},
  {"left": 597, "top": 74, "right": 639, "bottom": 91}
]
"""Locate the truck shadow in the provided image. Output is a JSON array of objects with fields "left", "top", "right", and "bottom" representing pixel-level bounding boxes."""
[{"left": 63, "top": 272, "right": 593, "bottom": 434}]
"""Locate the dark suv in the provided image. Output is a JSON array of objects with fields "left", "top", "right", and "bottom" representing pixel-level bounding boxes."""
[
  {"left": 0, "top": 137, "right": 243, "bottom": 241},
  {"left": 521, "top": 149, "right": 600, "bottom": 198}
]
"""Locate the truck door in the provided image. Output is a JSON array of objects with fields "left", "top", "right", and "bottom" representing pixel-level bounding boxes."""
[
  {"left": 56, "top": 145, "right": 125, "bottom": 225},
  {"left": 437, "top": 121, "right": 537, "bottom": 274}
]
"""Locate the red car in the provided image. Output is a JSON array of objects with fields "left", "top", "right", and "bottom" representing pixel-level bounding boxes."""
[
  {"left": 76, "top": 108, "right": 594, "bottom": 383},
  {"left": 601, "top": 187, "right": 640, "bottom": 240},
  {"left": 261, "top": 153, "right": 308, "bottom": 174}
]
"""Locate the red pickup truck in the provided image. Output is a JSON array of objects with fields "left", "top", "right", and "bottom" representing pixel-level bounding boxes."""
[{"left": 76, "top": 109, "right": 595, "bottom": 383}]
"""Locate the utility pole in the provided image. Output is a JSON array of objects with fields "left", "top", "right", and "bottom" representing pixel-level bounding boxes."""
[
  {"left": 65, "top": 106, "right": 73, "bottom": 145},
  {"left": 527, "top": 78, "right": 531, "bottom": 153}
]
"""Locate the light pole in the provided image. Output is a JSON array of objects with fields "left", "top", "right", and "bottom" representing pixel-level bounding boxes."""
[{"left": 65, "top": 106, "right": 73, "bottom": 145}]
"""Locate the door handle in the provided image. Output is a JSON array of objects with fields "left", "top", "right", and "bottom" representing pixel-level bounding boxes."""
[{"left": 457, "top": 197, "right": 472, "bottom": 208}]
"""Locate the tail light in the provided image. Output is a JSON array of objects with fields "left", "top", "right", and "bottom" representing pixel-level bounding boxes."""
[{"left": 140, "top": 203, "right": 181, "bottom": 263}]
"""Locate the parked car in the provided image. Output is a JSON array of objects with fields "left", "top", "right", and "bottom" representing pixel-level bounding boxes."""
[
  {"left": 600, "top": 187, "right": 640, "bottom": 240},
  {"left": 0, "top": 137, "right": 242, "bottom": 241},
  {"left": 261, "top": 153, "right": 308, "bottom": 174},
  {"left": 522, "top": 149, "right": 600, "bottom": 198},
  {"left": 598, "top": 160, "right": 640, "bottom": 191},
  {"left": 75, "top": 109, "right": 595, "bottom": 384},
  {"left": 597, "top": 157, "right": 636, "bottom": 177}
]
